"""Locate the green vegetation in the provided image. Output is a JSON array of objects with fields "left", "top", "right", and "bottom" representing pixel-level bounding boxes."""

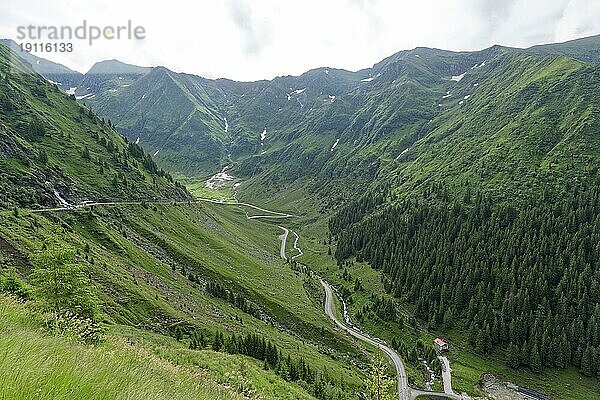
[
  {"left": 364, "top": 352, "right": 395, "bottom": 400},
  {"left": 3, "top": 33, "right": 600, "bottom": 399},
  {"left": 0, "top": 44, "right": 188, "bottom": 209},
  {"left": 0, "top": 294, "right": 322, "bottom": 400},
  {"left": 332, "top": 183, "right": 600, "bottom": 377},
  {"left": 0, "top": 200, "right": 370, "bottom": 399}
]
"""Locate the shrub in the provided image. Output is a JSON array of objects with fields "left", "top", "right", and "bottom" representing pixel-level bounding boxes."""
[
  {"left": 30, "top": 243, "right": 98, "bottom": 320},
  {"left": 0, "top": 268, "right": 33, "bottom": 300}
]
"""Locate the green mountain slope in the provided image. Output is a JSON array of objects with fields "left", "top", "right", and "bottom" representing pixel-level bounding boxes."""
[
  {"left": 66, "top": 35, "right": 595, "bottom": 185},
  {"left": 385, "top": 51, "right": 600, "bottom": 199},
  {"left": 0, "top": 201, "right": 370, "bottom": 399},
  {"left": 525, "top": 34, "right": 600, "bottom": 61},
  {"left": 85, "top": 67, "right": 227, "bottom": 176},
  {"left": 0, "top": 44, "right": 189, "bottom": 208},
  {"left": 322, "top": 43, "right": 600, "bottom": 399},
  {"left": 0, "top": 43, "right": 372, "bottom": 400},
  {"left": 3, "top": 34, "right": 600, "bottom": 398}
]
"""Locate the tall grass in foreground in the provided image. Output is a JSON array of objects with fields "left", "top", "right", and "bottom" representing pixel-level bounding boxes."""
[{"left": 0, "top": 296, "right": 241, "bottom": 400}]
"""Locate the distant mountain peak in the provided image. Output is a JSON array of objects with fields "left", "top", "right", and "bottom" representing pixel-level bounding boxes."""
[{"left": 86, "top": 59, "right": 151, "bottom": 75}]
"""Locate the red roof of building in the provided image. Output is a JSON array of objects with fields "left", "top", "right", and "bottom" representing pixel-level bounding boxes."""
[{"left": 434, "top": 338, "right": 447, "bottom": 346}]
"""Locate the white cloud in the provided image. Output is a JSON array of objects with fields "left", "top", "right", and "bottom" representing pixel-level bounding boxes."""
[
  {"left": 555, "top": 0, "right": 600, "bottom": 42},
  {"left": 0, "top": 0, "right": 598, "bottom": 81}
]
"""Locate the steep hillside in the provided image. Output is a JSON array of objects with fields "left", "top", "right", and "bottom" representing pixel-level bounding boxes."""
[
  {"left": 0, "top": 44, "right": 190, "bottom": 208},
  {"left": 0, "top": 200, "right": 370, "bottom": 399},
  {"left": 65, "top": 36, "right": 597, "bottom": 186},
  {"left": 385, "top": 51, "right": 600, "bottom": 200},
  {"left": 322, "top": 44, "right": 600, "bottom": 399},
  {"left": 0, "top": 43, "right": 373, "bottom": 400},
  {"left": 83, "top": 67, "right": 227, "bottom": 176}
]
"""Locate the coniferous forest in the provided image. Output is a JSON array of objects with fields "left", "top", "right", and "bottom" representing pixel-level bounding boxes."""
[{"left": 331, "top": 181, "right": 600, "bottom": 376}]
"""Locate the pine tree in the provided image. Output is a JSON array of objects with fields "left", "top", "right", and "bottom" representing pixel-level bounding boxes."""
[
  {"left": 507, "top": 342, "right": 520, "bottom": 368},
  {"left": 580, "top": 345, "right": 592, "bottom": 376},
  {"left": 37, "top": 149, "right": 48, "bottom": 164},
  {"left": 28, "top": 117, "right": 46, "bottom": 137},
  {"left": 189, "top": 329, "right": 205, "bottom": 350},
  {"left": 212, "top": 331, "right": 223, "bottom": 351},
  {"left": 82, "top": 146, "right": 91, "bottom": 160},
  {"left": 530, "top": 344, "right": 542, "bottom": 373},
  {"left": 173, "top": 325, "right": 183, "bottom": 341}
]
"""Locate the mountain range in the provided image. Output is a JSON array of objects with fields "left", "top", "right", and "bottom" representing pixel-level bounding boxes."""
[
  {"left": 4, "top": 35, "right": 600, "bottom": 195},
  {"left": 1, "top": 33, "right": 600, "bottom": 399}
]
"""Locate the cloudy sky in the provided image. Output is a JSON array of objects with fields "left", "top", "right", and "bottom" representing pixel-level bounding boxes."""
[{"left": 1, "top": 0, "right": 599, "bottom": 81}]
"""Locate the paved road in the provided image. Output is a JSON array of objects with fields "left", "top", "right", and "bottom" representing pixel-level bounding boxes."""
[
  {"left": 31, "top": 197, "right": 293, "bottom": 218},
  {"left": 321, "top": 279, "right": 462, "bottom": 400},
  {"left": 321, "top": 279, "right": 411, "bottom": 400},
  {"left": 277, "top": 226, "right": 289, "bottom": 260},
  {"left": 439, "top": 356, "right": 454, "bottom": 395}
]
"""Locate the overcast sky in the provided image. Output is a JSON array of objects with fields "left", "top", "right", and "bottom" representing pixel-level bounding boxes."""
[{"left": 1, "top": 0, "right": 600, "bottom": 81}]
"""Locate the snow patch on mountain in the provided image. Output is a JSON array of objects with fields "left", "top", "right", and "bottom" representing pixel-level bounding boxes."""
[
  {"left": 260, "top": 128, "right": 267, "bottom": 145},
  {"left": 205, "top": 166, "right": 235, "bottom": 189},
  {"left": 361, "top": 73, "right": 380, "bottom": 82},
  {"left": 451, "top": 72, "right": 466, "bottom": 82},
  {"left": 395, "top": 147, "right": 410, "bottom": 160},
  {"left": 135, "top": 137, "right": 140, "bottom": 145}
]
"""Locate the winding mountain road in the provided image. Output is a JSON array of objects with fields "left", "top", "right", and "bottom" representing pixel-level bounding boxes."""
[
  {"left": 30, "top": 196, "right": 459, "bottom": 400},
  {"left": 321, "top": 279, "right": 412, "bottom": 399},
  {"left": 290, "top": 231, "right": 303, "bottom": 260},
  {"left": 321, "top": 279, "right": 461, "bottom": 400}
]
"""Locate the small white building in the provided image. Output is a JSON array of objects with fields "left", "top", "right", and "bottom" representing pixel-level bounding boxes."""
[{"left": 434, "top": 338, "right": 449, "bottom": 353}]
